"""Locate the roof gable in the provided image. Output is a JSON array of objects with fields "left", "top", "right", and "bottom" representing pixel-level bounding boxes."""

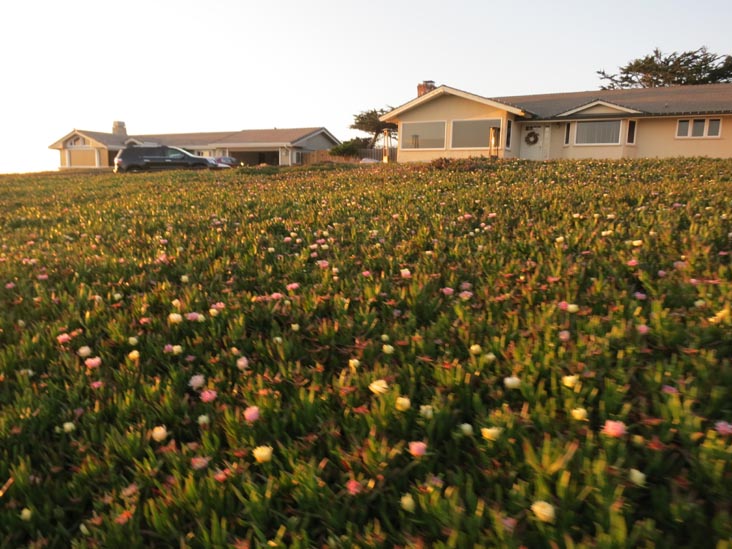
[
  {"left": 380, "top": 85, "right": 527, "bottom": 122},
  {"left": 556, "top": 100, "right": 643, "bottom": 117}
]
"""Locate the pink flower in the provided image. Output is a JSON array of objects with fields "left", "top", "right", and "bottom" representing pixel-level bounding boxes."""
[
  {"left": 200, "top": 389, "right": 217, "bottom": 403},
  {"left": 270, "top": 292, "right": 284, "bottom": 300},
  {"left": 657, "top": 270, "right": 667, "bottom": 277},
  {"left": 163, "top": 344, "right": 174, "bottom": 353},
  {"left": 85, "top": 356, "right": 102, "bottom": 369},
  {"left": 636, "top": 324, "right": 650, "bottom": 335},
  {"left": 244, "top": 405, "right": 260, "bottom": 422},
  {"left": 661, "top": 385, "right": 679, "bottom": 395},
  {"left": 5, "top": 282, "right": 15, "bottom": 289},
  {"left": 634, "top": 292, "right": 647, "bottom": 300},
  {"left": 361, "top": 270, "right": 372, "bottom": 277},
  {"left": 214, "top": 469, "right": 230, "bottom": 482},
  {"left": 346, "top": 479, "right": 362, "bottom": 495},
  {"left": 185, "top": 312, "right": 203, "bottom": 322},
  {"left": 191, "top": 456, "right": 210, "bottom": 470},
  {"left": 37, "top": 274, "right": 48, "bottom": 281},
  {"left": 57, "top": 333, "right": 72, "bottom": 344},
  {"left": 286, "top": 282, "right": 300, "bottom": 291},
  {"left": 210, "top": 302, "right": 226, "bottom": 311},
  {"left": 408, "top": 441, "right": 427, "bottom": 457},
  {"left": 440, "top": 287, "right": 454, "bottom": 296},
  {"left": 90, "top": 380, "right": 104, "bottom": 389},
  {"left": 317, "top": 260, "right": 329, "bottom": 269},
  {"left": 558, "top": 301, "right": 569, "bottom": 311},
  {"left": 627, "top": 259, "right": 639, "bottom": 267},
  {"left": 558, "top": 330, "right": 571, "bottom": 342},
  {"left": 602, "top": 420, "right": 627, "bottom": 438},
  {"left": 715, "top": 421, "right": 732, "bottom": 436}
]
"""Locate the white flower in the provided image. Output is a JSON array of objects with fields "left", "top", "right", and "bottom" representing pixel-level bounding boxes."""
[
  {"left": 567, "top": 303, "right": 579, "bottom": 313},
  {"left": 459, "top": 423, "right": 474, "bottom": 436},
  {"left": 382, "top": 344, "right": 395, "bottom": 355},
  {"left": 77, "top": 346, "right": 92, "bottom": 358},
  {"left": 629, "top": 468, "right": 646, "bottom": 487},
  {"left": 63, "top": 421, "right": 76, "bottom": 433},
  {"left": 180, "top": 275, "right": 189, "bottom": 283},
  {"left": 197, "top": 414, "right": 210, "bottom": 427},
  {"left": 419, "top": 405, "right": 434, "bottom": 419},
  {"left": 483, "top": 352, "right": 496, "bottom": 363},
  {"left": 189, "top": 374, "right": 205, "bottom": 390},
  {"left": 504, "top": 376, "right": 521, "bottom": 389},
  {"left": 128, "top": 336, "right": 138, "bottom": 346},
  {"left": 236, "top": 356, "right": 249, "bottom": 371}
]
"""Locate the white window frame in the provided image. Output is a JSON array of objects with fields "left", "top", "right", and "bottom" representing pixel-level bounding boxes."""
[
  {"left": 573, "top": 119, "right": 622, "bottom": 146},
  {"left": 450, "top": 118, "right": 502, "bottom": 150},
  {"left": 676, "top": 118, "right": 722, "bottom": 139},
  {"left": 400, "top": 120, "right": 447, "bottom": 151}
]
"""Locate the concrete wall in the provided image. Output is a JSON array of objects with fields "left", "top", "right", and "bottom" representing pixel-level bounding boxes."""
[{"left": 396, "top": 95, "right": 510, "bottom": 162}]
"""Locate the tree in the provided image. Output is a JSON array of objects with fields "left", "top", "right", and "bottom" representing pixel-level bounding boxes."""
[
  {"left": 597, "top": 47, "right": 732, "bottom": 89},
  {"left": 350, "top": 109, "right": 397, "bottom": 148},
  {"left": 330, "top": 137, "right": 370, "bottom": 158}
]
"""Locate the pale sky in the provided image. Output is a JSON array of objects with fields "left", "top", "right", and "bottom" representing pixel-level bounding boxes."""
[{"left": 1, "top": 0, "right": 730, "bottom": 174}]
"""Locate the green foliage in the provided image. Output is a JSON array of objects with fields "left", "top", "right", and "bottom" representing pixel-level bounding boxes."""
[
  {"left": 1, "top": 159, "right": 732, "bottom": 547},
  {"left": 330, "top": 137, "right": 370, "bottom": 158},
  {"left": 598, "top": 46, "right": 732, "bottom": 89},
  {"left": 350, "top": 109, "right": 397, "bottom": 148}
]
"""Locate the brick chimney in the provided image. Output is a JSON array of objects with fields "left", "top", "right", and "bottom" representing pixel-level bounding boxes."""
[
  {"left": 112, "top": 121, "right": 127, "bottom": 136},
  {"left": 417, "top": 80, "right": 436, "bottom": 97}
]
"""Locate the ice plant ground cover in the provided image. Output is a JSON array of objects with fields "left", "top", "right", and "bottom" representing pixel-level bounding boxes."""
[{"left": 1, "top": 158, "right": 732, "bottom": 547}]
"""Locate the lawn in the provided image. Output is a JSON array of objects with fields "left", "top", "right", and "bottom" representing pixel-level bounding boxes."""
[{"left": 1, "top": 158, "right": 732, "bottom": 548}]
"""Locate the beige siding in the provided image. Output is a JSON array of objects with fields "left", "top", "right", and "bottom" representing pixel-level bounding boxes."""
[
  {"left": 68, "top": 149, "right": 98, "bottom": 167},
  {"left": 634, "top": 116, "right": 731, "bottom": 158},
  {"left": 397, "top": 95, "right": 510, "bottom": 163},
  {"left": 575, "top": 105, "right": 632, "bottom": 115}
]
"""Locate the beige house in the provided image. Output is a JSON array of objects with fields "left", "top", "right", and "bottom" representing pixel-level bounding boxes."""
[
  {"left": 380, "top": 81, "right": 732, "bottom": 162},
  {"left": 49, "top": 123, "right": 340, "bottom": 169}
]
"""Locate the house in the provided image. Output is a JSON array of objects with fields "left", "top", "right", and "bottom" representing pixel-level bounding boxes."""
[
  {"left": 379, "top": 81, "right": 732, "bottom": 162},
  {"left": 48, "top": 122, "right": 341, "bottom": 169}
]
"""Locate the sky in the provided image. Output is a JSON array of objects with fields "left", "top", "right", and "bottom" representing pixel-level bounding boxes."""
[{"left": 1, "top": 0, "right": 731, "bottom": 174}]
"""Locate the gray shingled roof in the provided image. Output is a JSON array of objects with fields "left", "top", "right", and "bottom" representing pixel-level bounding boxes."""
[
  {"left": 493, "top": 83, "right": 732, "bottom": 119},
  {"left": 51, "top": 127, "right": 330, "bottom": 150}
]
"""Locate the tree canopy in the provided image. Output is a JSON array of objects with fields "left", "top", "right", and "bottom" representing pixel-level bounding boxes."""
[
  {"left": 350, "top": 109, "right": 397, "bottom": 148},
  {"left": 597, "top": 47, "right": 732, "bottom": 89}
]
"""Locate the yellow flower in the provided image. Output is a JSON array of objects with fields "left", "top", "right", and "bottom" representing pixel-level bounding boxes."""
[
  {"left": 369, "top": 379, "right": 389, "bottom": 394},
  {"left": 400, "top": 493, "right": 416, "bottom": 513},
  {"left": 128, "top": 350, "right": 140, "bottom": 361},
  {"left": 20, "top": 508, "right": 32, "bottom": 521},
  {"left": 253, "top": 445, "right": 273, "bottom": 463},
  {"left": 562, "top": 375, "right": 579, "bottom": 388},
  {"left": 629, "top": 468, "right": 646, "bottom": 486},
  {"left": 469, "top": 344, "right": 482, "bottom": 355},
  {"left": 481, "top": 427, "right": 503, "bottom": 441},
  {"left": 382, "top": 344, "right": 395, "bottom": 355},
  {"left": 504, "top": 376, "right": 521, "bottom": 389},
  {"left": 531, "top": 500, "right": 555, "bottom": 523},
  {"left": 151, "top": 425, "right": 168, "bottom": 442},
  {"left": 395, "top": 396, "right": 411, "bottom": 412},
  {"left": 571, "top": 408, "right": 588, "bottom": 421}
]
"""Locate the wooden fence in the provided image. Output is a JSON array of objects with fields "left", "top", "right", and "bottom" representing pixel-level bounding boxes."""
[{"left": 301, "top": 148, "right": 397, "bottom": 165}]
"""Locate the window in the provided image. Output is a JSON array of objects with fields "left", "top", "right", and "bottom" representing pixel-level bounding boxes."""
[
  {"left": 402, "top": 121, "right": 445, "bottom": 149},
  {"left": 575, "top": 120, "right": 621, "bottom": 144},
  {"left": 564, "top": 123, "right": 571, "bottom": 145},
  {"left": 505, "top": 120, "right": 512, "bottom": 149},
  {"left": 627, "top": 120, "right": 636, "bottom": 145},
  {"left": 67, "top": 136, "right": 89, "bottom": 147},
  {"left": 451, "top": 119, "right": 501, "bottom": 149},
  {"left": 677, "top": 118, "right": 722, "bottom": 138}
]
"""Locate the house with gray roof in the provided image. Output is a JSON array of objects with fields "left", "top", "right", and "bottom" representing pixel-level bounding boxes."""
[
  {"left": 49, "top": 123, "right": 340, "bottom": 169},
  {"left": 380, "top": 81, "right": 732, "bottom": 162}
]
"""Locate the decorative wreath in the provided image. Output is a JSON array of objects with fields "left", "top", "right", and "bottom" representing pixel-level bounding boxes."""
[{"left": 525, "top": 131, "right": 540, "bottom": 146}]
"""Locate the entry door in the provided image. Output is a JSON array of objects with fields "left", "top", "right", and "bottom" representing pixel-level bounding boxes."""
[{"left": 521, "top": 125, "right": 547, "bottom": 160}]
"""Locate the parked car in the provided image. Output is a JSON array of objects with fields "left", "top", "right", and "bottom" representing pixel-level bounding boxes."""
[
  {"left": 214, "top": 156, "right": 244, "bottom": 168},
  {"left": 114, "top": 146, "right": 211, "bottom": 173}
]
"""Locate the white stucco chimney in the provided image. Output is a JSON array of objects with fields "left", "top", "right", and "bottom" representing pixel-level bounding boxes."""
[
  {"left": 417, "top": 80, "right": 436, "bottom": 97},
  {"left": 112, "top": 121, "right": 127, "bottom": 136}
]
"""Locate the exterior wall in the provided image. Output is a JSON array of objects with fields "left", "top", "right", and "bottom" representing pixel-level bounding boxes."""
[
  {"left": 396, "top": 95, "right": 510, "bottom": 163},
  {"left": 575, "top": 105, "right": 632, "bottom": 115},
  {"left": 68, "top": 148, "right": 99, "bottom": 167},
  {"left": 634, "top": 116, "right": 731, "bottom": 158},
  {"left": 298, "top": 132, "right": 336, "bottom": 151}
]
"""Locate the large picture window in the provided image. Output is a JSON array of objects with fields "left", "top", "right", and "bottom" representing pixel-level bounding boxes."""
[
  {"left": 451, "top": 119, "right": 501, "bottom": 149},
  {"left": 401, "top": 121, "right": 445, "bottom": 149},
  {"left": 676, "top": 118, "right": 721, "bottom": 138},
  {"left": 575, "top": 121, "right": 621, "bottom": 144}
]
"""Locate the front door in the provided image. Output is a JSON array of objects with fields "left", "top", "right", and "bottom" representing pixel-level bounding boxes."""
[{"left": 520, "top": 125, "right": 547, "bottom": 161}]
